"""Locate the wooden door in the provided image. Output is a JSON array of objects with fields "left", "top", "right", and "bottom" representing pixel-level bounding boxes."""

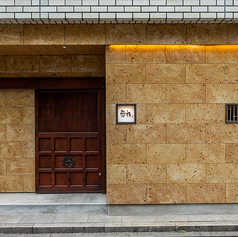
[{"left": 36, "top": 89, "right": 104, "bottom": 193}]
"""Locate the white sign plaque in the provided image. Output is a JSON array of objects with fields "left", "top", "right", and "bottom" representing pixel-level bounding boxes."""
[{"left": 116, "top": 104, "right": 136, "bottom": 124}]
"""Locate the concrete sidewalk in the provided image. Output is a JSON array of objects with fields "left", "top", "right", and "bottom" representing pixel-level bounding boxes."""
[{"left": 1, "top": 193, "right": 238, "bottom": 234}]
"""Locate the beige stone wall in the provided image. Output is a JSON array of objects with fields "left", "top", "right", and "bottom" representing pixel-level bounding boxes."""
[{"left": 106, "top": 45, "right": 238, "bottom": 204}]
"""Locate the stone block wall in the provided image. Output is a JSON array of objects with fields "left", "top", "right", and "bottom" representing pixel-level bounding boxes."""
[{"left": 106, "top": 45, "right": 238, "bottom": 204}]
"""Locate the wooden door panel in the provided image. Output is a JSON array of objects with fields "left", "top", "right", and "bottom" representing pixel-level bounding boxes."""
[{"left": 36, "top": 89, "right": 103, "bottom": 193}]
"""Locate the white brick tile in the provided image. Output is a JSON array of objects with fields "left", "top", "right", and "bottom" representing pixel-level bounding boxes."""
[
  {"left": 66, "top": 0, "right": 82, "bottom": 5},
  {"left": 41, "top": 0, "right": 49, "bottom": 5},
  {"left": 74, "top": 6, "right": 90, "bottom": 11},
  {"left": 49, "top": 0, "right": 65, "bottom": 4},
  {"left": 150, "top": 0, "right": 166, "bottom": 5},
  {"left": 82, "top": 0, "right": 98, "bottom": 5},
  {"left": 91, "top": 6, "right": 107, "bottom": 11},
  {"left": 184, "top": 12, "right": 199, "bottom": 18},
  {"left": 0, "top": 0, "right": 14, "bottom": 5},
  {"left": 133, "top": 12, "right": 149, "bottom": 18},
  {"left": 117, "top": 12, "right": 132, "bottom": 18},
  {"left": 15, "top": 13, "right": 32, "bottom": 18},
  {"left": 66, "top": 12, "right": 82, "bottom": 18},
  {"left": 175, "top": 6, "right": 191, "bottom": 12},
  {"left": 7, "top": 7, "right": 22, "bottom": 12},
  {"left": 192, "top": 6, "right": 207, "bottom": 12},
  {"left": 32, "top": 12, "right": 40, "bottom": 18},
  {"left": 201, "top": 12, "right": 216, "bottom": 18},
  {"left": 226, "top": 6, "right": 238, "bottom": 11},
  {"left": 150, "top": 12, "right": 166, "bottom": 18},
  {"left": 0, "top": 7, "right": 5, "bottom": 11},
  {"left": 235, "top": 0, "right": 238, "bottom": 5},
  {"left": 133, "top": 0, "right": 149, "bottom": 5},
  {"left": 142, "top": 6, "right": 157, "bottom": 12},
  {"left": 184, "top": 0, "right": 199, "bottom": 5},
  {"left": 100, "top": 0, "right": 115, "bottom": 5},
  {"left": 41, "top": 7, "right": 57, "bottom": 12},
  {"left": 0, "top": 13, "right": 14, "bottom": 18},
  {"left": 41, "top": 13, "right": 49, "bottom": 17},
  {"left": 167, "top": 0, "right": 182, "bottom": 5},
  {"left": 159, "top": 6, "right": 174, "bottom": 12},
  {"left": 100, "top": 12, "right": 115, "bottom": 18},
  {"left": 125, "top": 6, "right": 140, "bottom": 12},
  {"left": 108, "top": 6, "right": 124, "bottom": 11},
  {"left": 217, "top": 0, "right": 233, "bottom": 5},
  {"left": 32, "top": 0, "right": 40, "bottom": 5},
  {"left": 24, "top": 7, "right": 39, "bottom": 12},
  {"left": 226, "top": 12, "right": 234, "bottom": 18},
  {"left": 116, "top": 0, "right": 132, "bottom": 5},
  {"left": 15, "top": 0, "right": 31, "bottom": 5},
  {"left": 58, "top": 6, "right": 73, "bottom": 11},
  {"left": 217, "top": 12, "right": 225, "bottom": 18},
  {"left": 83, "top": 12, "right": 99, "bottom": 18},
  {"left": 209, "top": 6, "right": 224, "bottom": 12},
  {"left": 200, "top": 0, "right": 216, "bottom": 5},
  {"left": 49, "top": 12, "right": 65, "bottom": 18},
  {"left": 167, "top": 12, "right": 183, "bottom": 18}
]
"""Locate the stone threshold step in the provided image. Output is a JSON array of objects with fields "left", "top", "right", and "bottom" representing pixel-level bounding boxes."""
[{"left": 1, "top": 223, "right": 238, "bottom": 234}]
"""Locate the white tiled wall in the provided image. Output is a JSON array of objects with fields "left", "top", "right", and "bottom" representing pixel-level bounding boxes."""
[{"left": 0, "top": 0, "right": 237, "bottom": 23}]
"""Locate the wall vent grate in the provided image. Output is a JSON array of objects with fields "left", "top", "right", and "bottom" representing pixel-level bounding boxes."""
[{"left": 226, "top": 104, "right": 238, "bottom": 124}]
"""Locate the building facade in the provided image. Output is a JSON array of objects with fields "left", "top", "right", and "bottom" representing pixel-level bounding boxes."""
[{"left": 0, "top": 0, "right": 238, "bottom": 209}]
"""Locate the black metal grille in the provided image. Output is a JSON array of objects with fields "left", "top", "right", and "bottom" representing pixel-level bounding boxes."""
[{"left": 226, "top": 104, "right": 238, "bottom": 123}]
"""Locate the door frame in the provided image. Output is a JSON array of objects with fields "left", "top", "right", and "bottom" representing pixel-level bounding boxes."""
[{"left": 0, "top": 77, "right": 105, "bottom": 194}]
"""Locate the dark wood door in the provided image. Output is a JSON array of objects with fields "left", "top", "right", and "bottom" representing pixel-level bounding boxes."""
[{"left": 36, "top": 89, "right": 104, "bottom": 193}]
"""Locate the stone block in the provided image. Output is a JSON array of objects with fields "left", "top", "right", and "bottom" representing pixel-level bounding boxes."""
[
  {"left": 40, "top": 56, "right": 73, "bottom": 73},
  {"left": 127, "top": 84, "right": 165, "bottom": 103},
  {"left": 0, "top": 25, "right": 23, "bottom": 45},
  {"left": 7, "top": 158, "right": 35, "bottom": 175},
  {"left": 136, "top": 104, "right": 147, "bottom": 124},
  {"left": 107, "top": 164, "right": 126, "bottom": 184},
  {"left": 0, "top": 56, "right": 5, "bottom": 72},
  {"left": 226, "top": 144, "right": 238, "bottom": 163},
  {"left": 106, "top": 104, "right": 116, "bottom": 125},
  {"left": 186, "top": 184, "right": 226, "bottom": 203},
  {"left": 147, "top": 144, "right": 185, "bottom": 164},
  {"left": 147, "top": 184, "right": 186, "bottom": 204},
  {"left": 23, "top": 175, "right": 35, "bottom": 192},
  {"left": 127, "top": 124, "right": 166, "bottom": 144},
  {"left": 166, "top": 45, "right": 206, "bottom": 64},
  {"left": 146, "top": 64, "right": 185, "bottom": 84},
  {"left": 0, "top": 176, "right": 24, "bottom": 192},
  {"left": 0, "top": 125, "right": 6, "bottom": 141},
  {"left": 0, "top": 107, "right": 23, "bottom": 124},
  {"left": 24, "top": 25, "right": 64, "bottom": 45},
  {"left": 106, "top": 24, "right": 146, "bottom": 45},
  {"left": 207, "top": 163, "right": 238, "bottom": 183},
  {"left": 167, "top": 164, "right": 206, "bottom": 183},
  {"left": 206, "top": 46, "right": 238, "bottom": 64},
  {"left": 6, "top": 56, "right": 39, "bottom": 73},
  {"left": 147, "top": 104, "right": 185, "bottom": 123},
  {"left": 186, "top": 144, "right": 225, "bottom": 163},
  {"left": 6, "top": 124, "right": 34, "bottom": 142},
  {"left": 23, "top": 107, "right": 34, "bottom": 124},
  {"left": 106, "top": 45, "right": 126, "bottom": 64},
  {"left": 206, "top": 84, "right": 238, "bottom": 103},
  {"left": 147, "top": 24, "right": 186, "bottom": 44},
  {"left": 0, "top": 90, "right": 5, "bottom": 106},
  {"left": 106, "top": 124, "right": 126, "bottom": 144},
  {"left": 106, "top": 84, "right": 125, "bottom": 103},
  {"left": 186, "top": 64, "right": 224, "bottom": 84},
  {"left": 206, "top": 124, "right": 238, "bottom": 143},
  {"left": 23, "top": 142, "right": 35, "bottom": 158},
  {"left": 0, "top": 142, "right": 24, "bottom": 158},
  {"left": 125, "top": 45, "right": 165, "bottom": 63},
  {"left": 167, "top": 124, "right": 205, "bottom": 144},
  {"left": 107, "top": 184, "right": 146, "bottom": 204},
  {"left": 228, "top": 25, "right": 238, "bottom": 44},
  {"left": 127, "top": 164, "right": 166, "bottom": 184},
  {"left": 226, "top": 184, "right": 238, "bottom": 202},
  {"left": 106, "top": 64, "right": 145, "bottom": 84},
  {"left": 166, "top": 84, "right": 205, "bottom": 103},
  {"left": 5, "top": 90, "right": 34, "bottom": 107},
  {"left": 65, "top": 25, "right": 106, "bottom": 45},
  {"left": 225, "top": 64, "right": 238, "bottom": 83},
  {"left": 0, "top": 158, "right": 6, "bottom": 175},
  {"left": 74, "top": 55, "right": 105, "bottom": 73},
  {"left": 186, "top": 104, "right": 224, "bottom": 123},
  {"left": 107, "top": 144, "right": 146, "bottom": 164},
  {"left": 187, "top": 24, "right": 227, "bottom": 44}
]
